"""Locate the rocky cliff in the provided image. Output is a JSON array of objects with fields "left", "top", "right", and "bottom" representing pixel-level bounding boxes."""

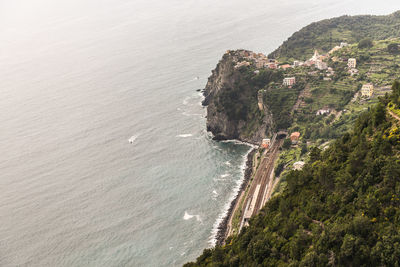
[{"left": 203, "top": 51, "right": 277, "bottom": 145}]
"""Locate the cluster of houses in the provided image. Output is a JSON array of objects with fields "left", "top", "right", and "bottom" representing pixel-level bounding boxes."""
[
  {"left": 329, "top": 42, "right": 349, "bottom": 54},
  {"left": 260, "top": 131, "right": 300, "bottom": 150},
  {"left": 231, "top": 45, "right": 343, "bottom": 87},
  {"left": 234, "top": 61, "right": 251, "bottom": 69},
  {"left": 291, "top": 50, "right": 329, "bottom": 70},
  {"left": 231, "top": 50, "right": 279, "bottom": 69},
  {"left": 316, "top": 108, "right": 331, "bottom": 116},
  {"left": 282, "top": 47, "right": 344, "bottom": 87},
  {"left": 230, "top": 44, "right": 375, "bottom": 98},
  {"left": 285, "top": 43, "right": 353, "bottom": 84}
]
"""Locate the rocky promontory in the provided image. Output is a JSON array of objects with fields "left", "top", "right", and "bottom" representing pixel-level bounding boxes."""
[{"left": 202, "top": 50, "right": 280, "bottom": 145}]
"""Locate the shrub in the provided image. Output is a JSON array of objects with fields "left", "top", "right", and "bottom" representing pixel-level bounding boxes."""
[
  {"left": 387, "top": 43, "right": 399, "bottom": 54},
  {"left": 358, "top": 38, "right": 373, "bottom": 49},
  {"left": 282, "top": 138, "right": 292, "bottom": 149}
]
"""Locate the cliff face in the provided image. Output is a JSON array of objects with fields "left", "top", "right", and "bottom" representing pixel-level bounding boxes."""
[{"left": 203, "top": 51, "right": 275, "bottom": 145}]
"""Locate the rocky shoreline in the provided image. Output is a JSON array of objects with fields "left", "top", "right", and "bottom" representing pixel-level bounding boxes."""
[{"left": 214, "top": 148, "right": 256, "bottom": 246}]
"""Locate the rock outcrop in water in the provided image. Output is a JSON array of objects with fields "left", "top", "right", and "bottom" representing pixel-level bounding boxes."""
[{"left": 203, "top": 50, "right": 278, "bottom": 145}]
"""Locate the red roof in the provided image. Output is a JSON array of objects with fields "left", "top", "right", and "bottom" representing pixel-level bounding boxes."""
[{"left": 290, "top": 132, "right": 301, "bottom": 140}]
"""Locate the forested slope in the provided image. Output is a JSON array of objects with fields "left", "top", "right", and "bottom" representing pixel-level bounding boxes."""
[
  {"left": 185, "top": 82, "right": 400, "bottom": 266},
  {"left": 269, "top": 11, "right": 400, "bottom": 61}
]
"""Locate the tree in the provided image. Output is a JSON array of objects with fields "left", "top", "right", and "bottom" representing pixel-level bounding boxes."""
[
  {"left": 187, "top": 94, "right": 400, "bottom": 266},
  {"left": 387, "top": 43, "right": 399, "bottom": 54},
  {"left": 358, "top": 38, "right": 373, "bottom": 49},
  {"left": 282, "top": 138, "right": 292, "bottom": 149},
  {"left": 373, "top": 103, "right": 386, "bottom": 127},
  {"left": 275, "top": 162, "right": 285, "bottom": 176},
  {"left": 309, "top": 147, "right": 321, "bottom": 162},
  {"left": 300, "top": 143, "right": 308, "bottom": 155},
  {"left": 391, "top": 80, "right": 400, "bottom": 105}
]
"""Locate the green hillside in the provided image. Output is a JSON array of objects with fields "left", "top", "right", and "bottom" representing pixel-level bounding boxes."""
[
  {"left": 269, "top": 11, "right": 400, "bottom": 62},
  {"left": 185, "top": 82, "right": 400, "bottom": 266}
]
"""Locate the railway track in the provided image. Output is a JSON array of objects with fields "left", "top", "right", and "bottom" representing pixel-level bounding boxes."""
[{"left": 240, "top": 138, "right": 284, "bottom": 229}]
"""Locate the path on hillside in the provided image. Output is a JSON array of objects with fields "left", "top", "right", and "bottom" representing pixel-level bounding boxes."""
[
  {"left": 388, "top": 108, "right": 400, "bottom": 122},
  {"left": 292, "top": 84, "right": 311, "bottom": 112}
]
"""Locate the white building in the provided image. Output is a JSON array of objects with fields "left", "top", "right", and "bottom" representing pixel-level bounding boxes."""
[
  {"left": 329, "top": 46, "right": 341, "bottom": 54},
  {"left": 315, "top": 60, "right": 328, "bottom": 70},
  {"left": 261, "top": 139, "right": 271, "bottom": 149},
  {"left": 293, "top": 161, "right": 305, "bottom": 170},
  {"left": 311, "top": 50, "right": 321, "bottom": 61},
  {"left": 361, "top": 83, "right": 374, "bottom": 97},
  {"left": 234, "top": 61, "right": 250, "bottom": 69},
  {"left": 340, "top": 42, "right": 348, "bottom": 48},
  {"left": 256, "top": 60, "right": 267, "bottom": 68},
  {"left": 349, "top": 68, "right": 359, "bottom": 76},
  {"left": 293, "top": 60, "right": 303, "bottom": 67},
  {"left": 283, "top": 77, "right": 296, "bottom": 87},
  {"left": 348, "top": 58, "right": 357, "bottom": 69},
  {"left": 316, "top": 109, "right": 331, "bottom": 115}
]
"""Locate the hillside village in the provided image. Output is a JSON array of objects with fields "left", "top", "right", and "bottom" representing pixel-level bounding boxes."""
[
  {"left": 189, "top": 12, "right": 400, "bottom": 267},
  {"left": 228, "top": 40, "right": 394, "bottom": 99},
  {"left": 224, "top": 38, "right": 400, "bottom": 192}
]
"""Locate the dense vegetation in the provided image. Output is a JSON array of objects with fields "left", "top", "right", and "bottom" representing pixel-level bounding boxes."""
[
  {"left": 269, "top": 11, "right": 400, "bottom": 61},
  {"left": 216, "top": 67, "right": 283, "bottom": 125},
  {"left": 264, "top": 80, "right": 305, "bottom": 131},
  {"left": 287, "top": 38, "right": 400, "bottom": 144},
  {"left": 185, "top": 83, "right": 400, "bottom": 266}
]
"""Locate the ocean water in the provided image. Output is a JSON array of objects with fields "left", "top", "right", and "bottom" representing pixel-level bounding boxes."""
[{"left": 0, "top": 0, "right": 399, "bottom": 266}]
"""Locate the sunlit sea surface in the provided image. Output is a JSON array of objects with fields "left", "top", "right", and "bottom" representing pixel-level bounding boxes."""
[{"left": 0, "top": 0, "right": 399, "bottom": 266}]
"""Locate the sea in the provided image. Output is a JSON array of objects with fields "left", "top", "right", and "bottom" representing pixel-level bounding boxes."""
[{"left": 0, "top": 0, "right": 399, "bottom": 266}]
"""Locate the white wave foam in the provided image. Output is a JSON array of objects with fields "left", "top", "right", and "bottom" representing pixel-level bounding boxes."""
[
  {"left": 212, "top": 145, "right": 223, "bottom": 152},
  {"left": 182, "top": 96, "right": 190, "bottom": 106},
  {"left": 198, "top": 92, "right": 205, "bottom": 106},
  {"left": 183, "top": 211, "right": 201, "bottom": 222},
  {"left": 128, "top": 135, "right": 138, "bottom": 144},
  {"left": 176, "top": 134, "right": 193, "bottom": 138},
  {"left": 181, "top": 111, "right": 203, "bottom": 117},
  {"left": 183, "top": 211, "right": 193, "bottom": 220},
  {"left": 214, "top": 173, "right": 230, "bottom": 182},
  {"left": 208, "top": 145, "right": 254, "bottom": 246},
  {"left": 225, "top": 161, "right": 231, "bottom": 166},
  {"left": 212, "top": 190, "right": 219, "bottom": 200},
  {"left": 221, "top": 139, "right": 258, "bottom": 148}
]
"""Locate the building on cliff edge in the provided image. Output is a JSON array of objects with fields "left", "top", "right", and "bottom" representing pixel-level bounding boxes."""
[
  {"left": 261, "top": 139, "right": 271, "bottom": 149},
  {"left": 361, "top": 83, "right": 374, "bottom": 98},
  {"left": 348, "top": 58, "right": 357, "bottom": 69},
  {"left": 283, "top": 77, "right": 296, "bottom": 87},
  {"left": 290, "top": 132, "right": 300, "bottom": 144}
]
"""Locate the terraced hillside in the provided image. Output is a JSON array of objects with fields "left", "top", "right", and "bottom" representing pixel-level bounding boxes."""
[{"left": 269, "top": 11, "right": 400, "bottom": 61}]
